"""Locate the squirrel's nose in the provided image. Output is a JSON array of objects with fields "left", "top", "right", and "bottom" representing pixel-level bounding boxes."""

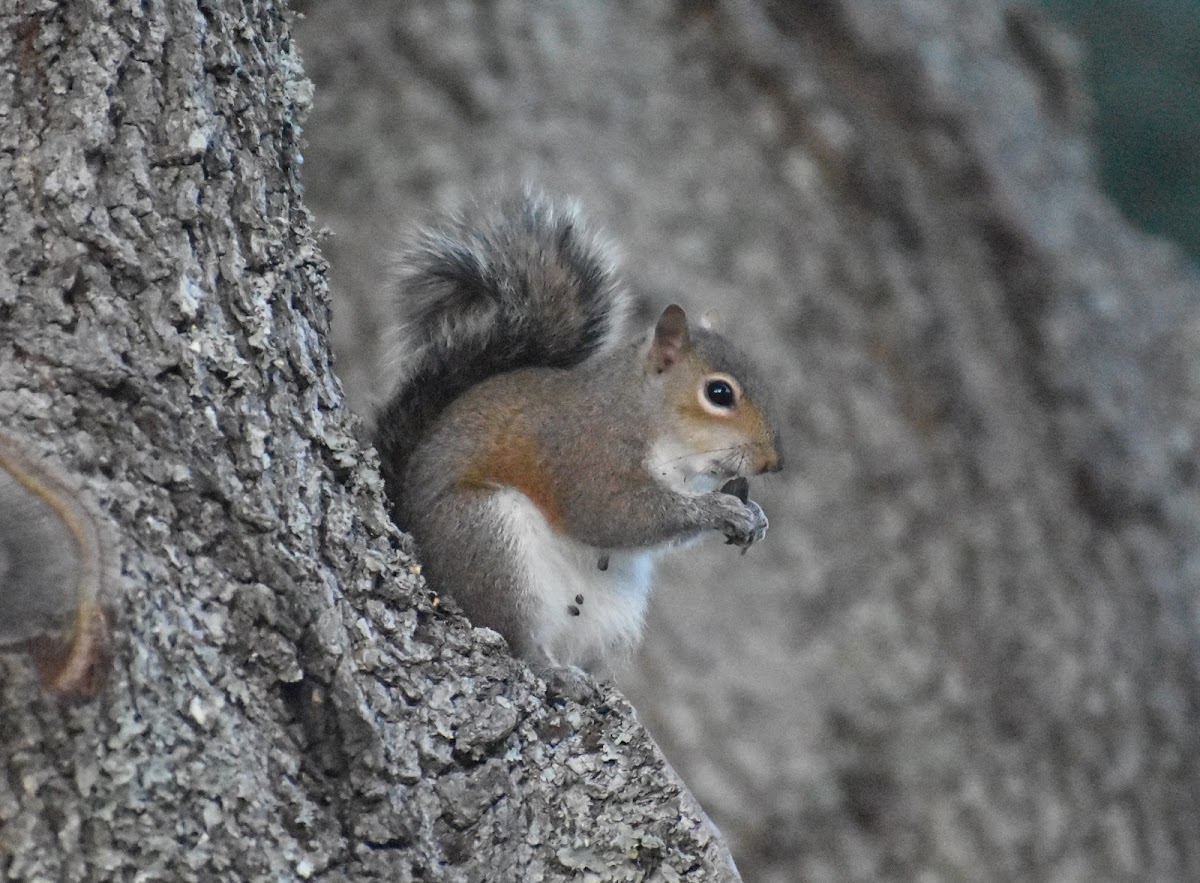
[{"left": 759, "top": 449, "right": 783, "bottom": 474}]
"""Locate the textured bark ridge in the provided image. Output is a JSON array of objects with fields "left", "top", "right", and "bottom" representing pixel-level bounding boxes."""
[
  {"left": 0, "top": 2, "right": 738, "bottom": 880},
  {"left": 296, "top": 0, "right": 1200, "bottom": 880}
]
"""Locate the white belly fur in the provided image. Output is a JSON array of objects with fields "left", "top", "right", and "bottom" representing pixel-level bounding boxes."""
[{"left": 491, "top": 489, "right": 657, "bottom": 671}]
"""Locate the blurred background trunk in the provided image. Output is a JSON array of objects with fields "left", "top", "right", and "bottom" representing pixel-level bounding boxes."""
[{"left": 296, "top": 0, "right": 1200, "bottom": 880}]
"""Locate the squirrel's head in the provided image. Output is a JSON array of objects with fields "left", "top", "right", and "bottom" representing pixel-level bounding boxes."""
[{"left": 644, "top": 304, "right": 782, "bottom": 493}]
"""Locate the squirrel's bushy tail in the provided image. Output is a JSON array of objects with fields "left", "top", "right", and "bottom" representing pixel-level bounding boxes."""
[{"left": 374, "top": 190, "right": 629, "bottom": 508}]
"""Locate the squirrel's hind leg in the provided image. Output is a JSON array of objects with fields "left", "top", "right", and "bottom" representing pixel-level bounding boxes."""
[{"left": 408, "top": 490, "right": 534, "bottom": 659}]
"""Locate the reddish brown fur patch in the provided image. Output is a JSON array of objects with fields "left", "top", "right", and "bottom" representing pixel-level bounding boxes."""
[
  {"left": 741, "top": 399, "right": 781, "bottom": 472},
  {"left": 458, "top": 409, "right": 568, "bottom": 531}
]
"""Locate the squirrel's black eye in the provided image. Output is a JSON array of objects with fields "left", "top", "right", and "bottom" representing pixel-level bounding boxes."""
[{"left": 704, "top": 379, "right": 736, "bottom": 408}]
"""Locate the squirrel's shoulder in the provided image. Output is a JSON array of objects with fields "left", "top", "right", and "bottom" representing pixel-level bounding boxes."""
[{"left": 375, "top": 190, "right": 633, "bottom": 496}]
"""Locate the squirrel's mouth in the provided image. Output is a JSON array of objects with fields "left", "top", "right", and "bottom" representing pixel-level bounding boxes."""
[
  {"left": 749, "top": 444, "right": 783, "bottom": 475},
  {"left": 719, "top": 444, "right": 781, "bottom": 479},
  {"left": 756, "top": 453, "right": 783, "bottom": 474},
  {"left": 708, "top": 455, "right": 743, "bottom": 482}
]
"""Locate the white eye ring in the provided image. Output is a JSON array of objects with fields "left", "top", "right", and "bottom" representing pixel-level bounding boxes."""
[{"left": 699, "top": 375, "right": 739, "bottom": 414}]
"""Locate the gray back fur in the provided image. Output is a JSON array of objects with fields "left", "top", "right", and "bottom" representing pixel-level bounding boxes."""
[{"left": 374, "top": 191, "right": 630, "bottom": 521}]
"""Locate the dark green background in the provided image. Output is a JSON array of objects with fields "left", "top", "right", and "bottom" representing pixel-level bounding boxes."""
[{"left": 1041, "top": 0, "right": 1200, "bottom": 261}]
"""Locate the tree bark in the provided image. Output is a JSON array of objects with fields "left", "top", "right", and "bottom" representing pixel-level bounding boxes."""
[
  {"left": 0, "top": 2, "right": 738, "bottom": 880},
  {"left": 296, "top": 0, "right": 1200, "bottom": 880}
]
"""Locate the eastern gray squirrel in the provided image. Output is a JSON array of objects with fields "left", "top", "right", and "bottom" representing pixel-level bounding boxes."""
[{"left": 375, "top": 192, "right": 781, "bottom": 674}]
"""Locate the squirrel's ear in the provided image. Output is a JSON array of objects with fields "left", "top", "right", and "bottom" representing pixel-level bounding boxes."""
[{"left": 649, "top": 304, "right": 690, "bottom": 374}]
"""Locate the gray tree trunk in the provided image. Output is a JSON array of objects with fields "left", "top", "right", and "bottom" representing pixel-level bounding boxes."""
[
  {"left": 0, "top": 2, "right": 738, "bottom": 880},
  {"left": 296, "top": 0, "right": 1200, "bottom": 881}
]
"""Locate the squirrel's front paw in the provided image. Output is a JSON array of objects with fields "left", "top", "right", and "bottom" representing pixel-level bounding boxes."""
[{"left": 718, "top": 496, "right": 769, "bottom": 550}]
